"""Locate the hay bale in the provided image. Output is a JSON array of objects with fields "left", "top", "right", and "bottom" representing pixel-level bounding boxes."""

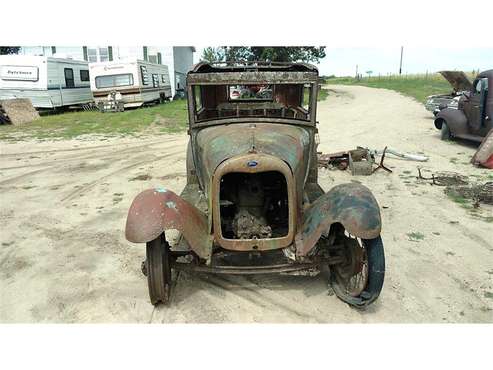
[{"left": 0, "top": 98, "right": 40, "bottom": 125}]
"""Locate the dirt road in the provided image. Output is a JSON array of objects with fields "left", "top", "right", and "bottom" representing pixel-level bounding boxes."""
[{"left": 1, "top": 85, "right": 492, "bottom": 323}]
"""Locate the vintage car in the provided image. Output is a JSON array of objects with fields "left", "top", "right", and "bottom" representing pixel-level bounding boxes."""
[
  {"left": 434, "top": 70, "right": 492, "bottom": 142},
  {"left": 125, "top": 62, "right": 385, "bottom": 308},
  {"left": 425, "top": 71, "right": 473, "bottom": 116}
]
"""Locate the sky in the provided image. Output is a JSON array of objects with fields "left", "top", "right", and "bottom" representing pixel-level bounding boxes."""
[{"left": 194, "top": 47, "right": 493, "bottom": 77}]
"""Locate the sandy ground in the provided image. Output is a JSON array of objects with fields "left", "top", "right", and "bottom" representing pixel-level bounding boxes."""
[{"left": 1, "top": 85, "right": 492, "bottom": 323}]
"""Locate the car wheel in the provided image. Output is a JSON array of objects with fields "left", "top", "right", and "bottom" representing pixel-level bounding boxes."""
[
  {"left": 145, "top": 233, "right": 171, "bottom": 305},
  {"left": 441, "top": 121, "right": 451, "bottom": 141},
  {"left": 330, "top": 234, "right": 385, "bottom": 308}
]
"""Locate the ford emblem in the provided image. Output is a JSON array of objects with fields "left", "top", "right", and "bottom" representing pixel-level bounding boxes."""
[{"left": 247, "top": 160, "right": 258, "bottom": 167}]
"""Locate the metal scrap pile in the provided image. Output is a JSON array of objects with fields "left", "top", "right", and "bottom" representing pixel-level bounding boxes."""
[
  {"left": 445, "top": 182, "right": 493, "bottom": 206},
  {"left": 318, "top": 146, "right": 428, "bottom": 176},
  {"left": 317, "top": 147, "right": 382, "bottom": 175},
  {"left": 417, "top": 168, "right": 493, "bottom": 206}
]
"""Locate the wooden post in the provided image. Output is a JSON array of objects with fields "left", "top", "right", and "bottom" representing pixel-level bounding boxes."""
[{"left": 399, "top": 46, "right": 403, "bottom": 75}]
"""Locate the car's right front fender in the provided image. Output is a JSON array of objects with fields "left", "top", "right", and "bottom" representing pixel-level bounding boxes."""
[{"left": 295, "top": 183, "right": 382, "bottom": 257}]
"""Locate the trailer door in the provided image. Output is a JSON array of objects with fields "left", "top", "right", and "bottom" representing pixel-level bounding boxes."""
[{"left": 64, "top": 68, "right": 75, "bottom": 88}]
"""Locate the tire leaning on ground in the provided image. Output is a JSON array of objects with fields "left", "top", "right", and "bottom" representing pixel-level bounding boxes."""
[
  {"left": 331, "top": 236, "right": 385, "bottom": 309},
  {"left": 440, "top": 121, "right": 451, "bottom": 141},
  {"left": 145, "top": 233, "right": 171, "bottom": 305}
]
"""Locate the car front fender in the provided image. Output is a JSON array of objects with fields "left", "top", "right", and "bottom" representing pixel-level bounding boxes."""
[
  {"left": 125, "top": 187, "right": 212, "bottom": 260},
  {"left": 434, "top": 108, "right": 467, "bottom": 131},
  {"left": 295, "top": 183, "right": 382, "bottom": 256}
]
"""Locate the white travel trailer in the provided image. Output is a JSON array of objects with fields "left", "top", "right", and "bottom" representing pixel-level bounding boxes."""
[
  {"left": 0, "top": 55, "right": 93, "bottom": 109},
  {"left": 89, "top": 59, "right": 172, "bottom": 108}
]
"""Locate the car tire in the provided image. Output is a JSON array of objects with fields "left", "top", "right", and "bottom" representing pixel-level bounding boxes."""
[
  {"left": 440, "top": 121, "right": 451, "bottom": 141},
  {"left": 331, "top": 236, "right": 385, "bottom": 309},
  {"left": 145, "top": 233, "right": 171, "bottom": 305}
]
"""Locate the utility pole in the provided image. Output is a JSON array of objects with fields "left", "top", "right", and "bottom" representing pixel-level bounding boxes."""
[
  {"left": 355, "top": 64, "right": 358, "bottom": 80},
  {"left": 399, "top": 46, "right": 404, "bottom": 75}
]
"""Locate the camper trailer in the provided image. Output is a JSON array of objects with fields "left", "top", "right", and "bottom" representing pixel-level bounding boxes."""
[
  {"left": 89, "top": 59, "right": 172, "bottom": 108},
  {"left": 0, "top": 55, "right": 93, "bottom": 109}
]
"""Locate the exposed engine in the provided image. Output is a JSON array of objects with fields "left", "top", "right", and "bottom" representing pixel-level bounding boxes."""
[{"left": 219, "top": 171, "right": 289, "bottom": 239}]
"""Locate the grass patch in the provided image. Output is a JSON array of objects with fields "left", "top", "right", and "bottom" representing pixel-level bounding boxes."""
[
  {"left": 318, "top": 88, "right": 329, "bottom": 101},
  {"left": 407, "top": 231, "right": 425, "bottom": 242},
  {"left": 446, "top": 192, "right": 470, "bottom": 205},
  {"left": 325, "top": 73, "right": 462, "bottom": 104},
  {"left": 0, "top": 100, "right": 188, "bottom": 141}
]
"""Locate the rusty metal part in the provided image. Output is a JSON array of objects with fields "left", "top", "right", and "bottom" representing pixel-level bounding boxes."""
[
  {"left": 194, "top": 122, "right": 312, "bottom": 195},
  {"left": 188, "top": 62, "right": 318, "bottom": 85},
  {"left": 417, "top": 168, "right": 468, "bottom": 186},
  {"left": 212, "top": 153, "right": 296, "bottom": 251},
  {"left": 372, "top": 146, "right": 393, "bottom": 173},
  {"left": 125, "top": 188, "right": 212, "bottom": 260},
  {"left": 472, "top": 129, "right": 493, "bottom": 168},
  {"left": 172, "top": 261, "right": 319, "bottom": 275},
  {"left": 295, "top": 183, "right": 382, "bottom": 256},
  {"left": 349, "top": 148, "right": 374, "bottom": 176},
  {"left": 317, "top": 151, "right": 349, "bottom": 170},
  {"left": 445, "top": 182, "right": 493, "bottom": 205},
  {"left": 233, "top": 209, "right": 272, "bottom": 239}
]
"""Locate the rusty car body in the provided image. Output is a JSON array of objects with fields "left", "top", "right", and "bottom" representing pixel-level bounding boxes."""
[
  {"left": 434, "top": 70, "right": 492, "bottom": 142},
  {"left": 125, "top": 61, "right": 386, "bottom": 308},
  {"left": 425, "top": 71, "right": 473, "bottom": 116}
]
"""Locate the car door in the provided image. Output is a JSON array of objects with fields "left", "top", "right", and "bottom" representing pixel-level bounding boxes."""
[{"left": 464, "top": 78, "right": 483, "bottom": 133}]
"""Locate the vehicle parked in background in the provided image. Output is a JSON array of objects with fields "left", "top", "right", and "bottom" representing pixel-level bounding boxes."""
[
  {"left": 89, "top": 59, "right": 171, "bottom": 109},
  {"left": 425, "top": 71, "right": 473, "bottom": 116},
  {"left": 0, "top": 55, "right": 93, "bottom": 109},
  {"left": 434, "top": 70, "right": 492, "bottom": 142},
  {"left": 125, "top": 61, "right": 386, "bottom": 309}
]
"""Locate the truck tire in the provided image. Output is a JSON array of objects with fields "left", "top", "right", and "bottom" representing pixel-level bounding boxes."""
[{"left": 441, "top": 121, "right": 451, "bottom": 141}]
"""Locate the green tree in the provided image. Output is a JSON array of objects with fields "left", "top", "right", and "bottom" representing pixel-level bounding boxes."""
[
  {"left": 0, "top": 46, "right": 20, "bottom": 55},
  {"left": 201, "top": 46, "right": 325, "bottom": 63},
  {"left": 201, "top": 47, "right": 224, "bottom": 62}
]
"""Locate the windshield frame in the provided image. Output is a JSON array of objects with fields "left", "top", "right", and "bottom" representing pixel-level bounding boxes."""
[{"left": 187, "top": 70, "right": 319, "bottom": 128}]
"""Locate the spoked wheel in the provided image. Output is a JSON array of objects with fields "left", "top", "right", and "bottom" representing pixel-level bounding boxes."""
[
  {"left": 144, "top": 233, "right": 171, "bottom": 305},
  {"left": 330, "top": 232, "right": 385, "bottom": 308}
]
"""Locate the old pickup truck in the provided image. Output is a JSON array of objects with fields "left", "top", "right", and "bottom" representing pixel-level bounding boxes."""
[
  {"left": 434, "top": 70, "right": 492, "bottom": 142},
  {"left": 125, "top": 61, "right": 386, "bottom": 308}
]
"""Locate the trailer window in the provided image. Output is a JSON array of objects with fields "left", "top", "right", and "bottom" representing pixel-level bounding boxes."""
[
  {"left": 140, "top": 66, "right": 149, "bottom": 85},
  {"left": 161, "top": 74, "right": 167, "bottom": 84},
  {"left": 64, "top": 68, "right": 74, "bottom": 88},
  {"left": 152, "top": 74, "right": 159, "bottom": 88},
  {"left": 95, "top": 74, "right": 134, "bottom": 89},
  {"left": 80, "top": 70, "right": 89, "bottom": 82}
]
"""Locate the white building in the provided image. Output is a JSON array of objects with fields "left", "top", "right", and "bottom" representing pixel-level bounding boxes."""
[{"left": 19, "top": 46, "right": 195, "bottom": 96}]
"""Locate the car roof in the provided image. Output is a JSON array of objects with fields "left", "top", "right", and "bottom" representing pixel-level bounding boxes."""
[{"left": 189, "top": 61, "right": 318, "bottom": 74}]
